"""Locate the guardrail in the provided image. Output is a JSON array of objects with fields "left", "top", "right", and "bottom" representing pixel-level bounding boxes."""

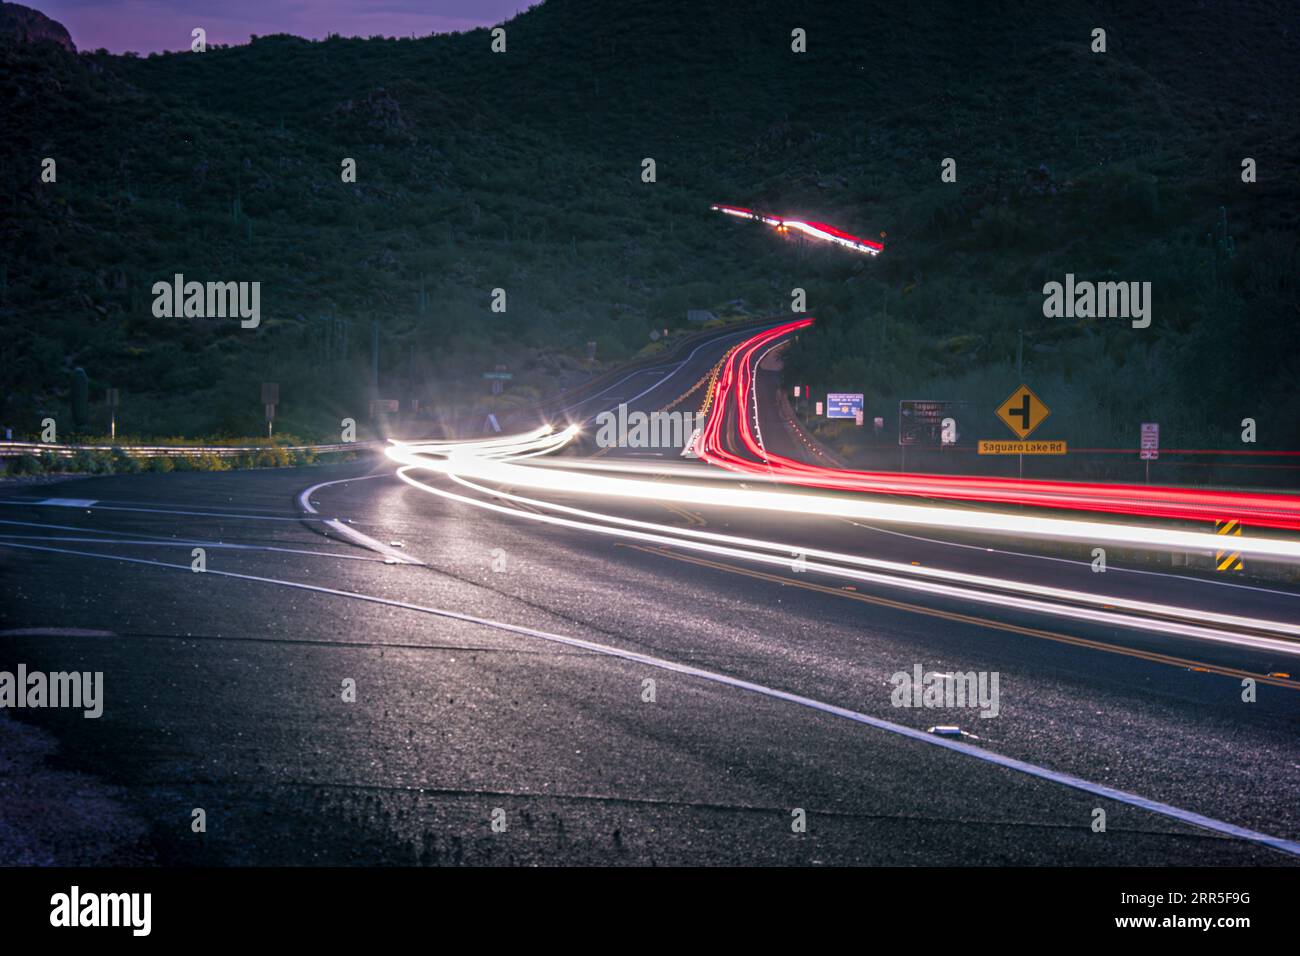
[{"left": 0, "top": 440, "right": 384, "bottom": 459}]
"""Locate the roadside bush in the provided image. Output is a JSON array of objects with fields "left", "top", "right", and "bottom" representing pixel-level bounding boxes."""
[
  {"left": 111, "top": 447, "right": 141, "bottom": 474},
  {"left": 72, "top": 449, "right": 105, "bottom": 473},
  {"left": 9, "top": 454, "right": 42, "bottom": 475},
  {"left": 193, "top": 453, "right": 231, "bottom": 471},
  {"left": 253, "top": 446, "right": 291, "bottom": 468}
]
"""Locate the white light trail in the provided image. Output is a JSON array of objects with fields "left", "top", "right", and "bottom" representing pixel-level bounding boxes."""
[
  {"left": 386, "top": 433, "right": 1300, "bottom": 563},
  {"left": 383, "top": 432, "right": 1300, "bottom": 655}
]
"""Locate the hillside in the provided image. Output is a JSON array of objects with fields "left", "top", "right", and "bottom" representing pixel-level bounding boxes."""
[
  {"left": 0, "top": 1, "right": 73, "bottom": 51},
  {"left": 1, "top": 0, "right": 1297, "bottom": 445}
]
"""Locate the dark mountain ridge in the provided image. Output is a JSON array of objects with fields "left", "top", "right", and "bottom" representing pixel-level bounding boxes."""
[{"left": 1, "top": 0, "right": 1296, "bottom": 447}]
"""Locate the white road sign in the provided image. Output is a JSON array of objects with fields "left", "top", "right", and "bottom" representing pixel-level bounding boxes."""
[{"left": 1140, "top": 422, "right": 1159, "bottom": 461}]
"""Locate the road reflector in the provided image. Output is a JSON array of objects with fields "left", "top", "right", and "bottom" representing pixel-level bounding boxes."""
[
  {"left": 995, "top": 384, "right": 1050, "bottom": 439},
  {"left": 978, "top": 440, "right": 1067, "bottom": 455},
  {"left": 1214, "top": 519, "right": 1243, "bottom": 571}
]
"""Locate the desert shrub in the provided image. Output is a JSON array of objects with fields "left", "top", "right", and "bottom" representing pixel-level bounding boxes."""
[
  {"left": 253, "top": 446, "right": 291, "bottom": 468},
  {"left": 72, "top": 449, "right": 102, "bottom": 473},
  {"left": 111, "top": 447, "right": 141, "bottom": 473},
  {"left": 194, "top": 453, "right": 231, "bottom": 471},
  {"left": 9, "top": 454, "right": 42, "bottom": 475}
]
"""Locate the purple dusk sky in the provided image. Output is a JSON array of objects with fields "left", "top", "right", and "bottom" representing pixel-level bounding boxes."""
[{"left": 24, "top": 0, "right": 536, "bottom": 54}]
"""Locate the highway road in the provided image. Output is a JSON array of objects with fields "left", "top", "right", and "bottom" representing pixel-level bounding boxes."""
[{"left": 1, "top": 321, "right": 1298, "bottom": 866}]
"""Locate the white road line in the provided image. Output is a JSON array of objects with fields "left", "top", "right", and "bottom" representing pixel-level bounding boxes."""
[
  {"left": 2, "top": 536, "right": 1297, "bottom": 859},
  {"left": 298, "top": 474, "right": 423, "bottom": 564},
  {"left": 0, "top": 499, "right": 320, "bottom": 522},
  {"left": 0, "top": 516, "right": 279, "bottom": 544},
  {"left": 10, "top": 494, "right": 322, "bottom": 515},
  {"left": 2, "top": 482, "right": 419, "bottom": 565},
  {"left": 566, "top": 327, "right": 760, "bottom": 422},
  {"left": 0, "top": 627, "right": 115, "bottom": 638},
  {"left": 0, "top": 533, "right": 383, "bottom": 561}
]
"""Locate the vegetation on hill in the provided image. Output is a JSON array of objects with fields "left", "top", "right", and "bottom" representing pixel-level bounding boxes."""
[{"left": 1, "top": 0, "right": 1296, "bottom": 452}]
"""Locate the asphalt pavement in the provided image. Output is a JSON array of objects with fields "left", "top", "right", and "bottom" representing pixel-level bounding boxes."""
[{"left": 1, "top": 327, "right": 1297, "bottom": 866}]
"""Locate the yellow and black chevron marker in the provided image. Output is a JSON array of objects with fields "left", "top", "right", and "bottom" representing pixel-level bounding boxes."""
[{"left": 1214, "top": 519, "right": 1244, "bottom": 571}]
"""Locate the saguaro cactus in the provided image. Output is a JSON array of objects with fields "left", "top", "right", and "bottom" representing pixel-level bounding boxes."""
[
  {"left": 71, "top": 367, "right": 89, "bottom": 430},
  {"left": 1209, "top": 205, "right": 1235, "bottom": 287}
]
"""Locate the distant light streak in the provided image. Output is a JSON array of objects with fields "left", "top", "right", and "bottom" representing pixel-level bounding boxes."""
[{"left": 710, "top": 204, "right": 884, "bottom": 256}]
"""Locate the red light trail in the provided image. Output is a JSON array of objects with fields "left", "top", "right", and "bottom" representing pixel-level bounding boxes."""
[{"left": 696, "top": 320, "right": 1300, "bottom": 531}]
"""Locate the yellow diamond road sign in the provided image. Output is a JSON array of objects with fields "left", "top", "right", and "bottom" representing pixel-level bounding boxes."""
[{"left": 996, "top": 384, "right": 1050, "bottom": 440}]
